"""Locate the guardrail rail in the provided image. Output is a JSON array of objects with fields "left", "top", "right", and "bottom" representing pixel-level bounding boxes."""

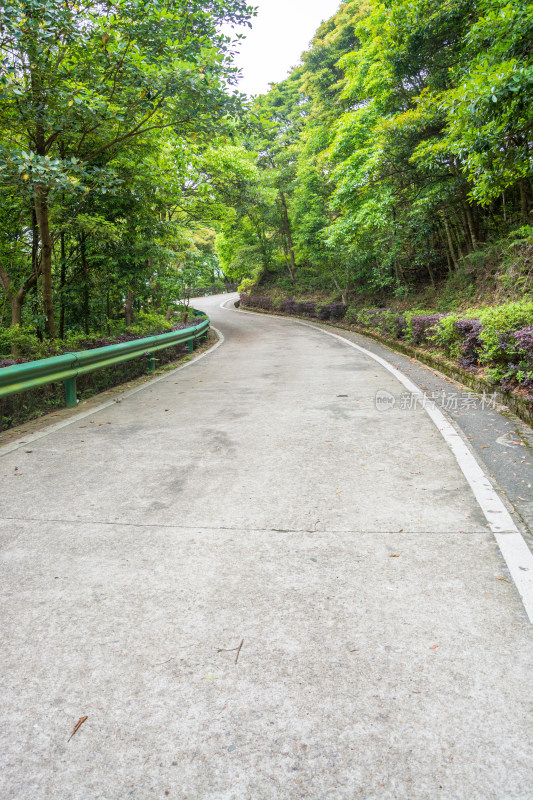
[{"left": 0, "top": 311, "right": 210, "bottom": 409}]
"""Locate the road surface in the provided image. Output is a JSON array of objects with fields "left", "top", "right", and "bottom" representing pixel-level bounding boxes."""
[{"left": 0, "top": 294, "right": 532, "bottom": 799}]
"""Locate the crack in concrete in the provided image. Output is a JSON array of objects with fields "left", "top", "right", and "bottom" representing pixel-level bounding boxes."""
[{"left": 0, "top": 515, "right": 491, "bottom": 535}]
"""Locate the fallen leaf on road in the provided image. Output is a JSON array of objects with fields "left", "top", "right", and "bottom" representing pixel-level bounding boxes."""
[
  {"left": 496, "top": 577, "right": 510, "bottom": 583},
  {"left": 430, "top": 645, "right": 440, "bottom": 650},
  {"left": 336, "top": 489, "right": 342, "bottom": 494},
  {"left": 68, "top": 716, "right": 88, "bottom": 742},
  {"left": 390, "top": 554, "right": 401, "bottom": 558}
]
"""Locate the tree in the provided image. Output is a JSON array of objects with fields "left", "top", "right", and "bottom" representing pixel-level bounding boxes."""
[{"left": 0, "top": 0, "right": 255, "bottom": 335}]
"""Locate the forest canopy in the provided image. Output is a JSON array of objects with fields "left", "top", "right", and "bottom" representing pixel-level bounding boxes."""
[
  {"left": 219, "top": 0, "right": 533, "bottom": 304},
  {"left": 1, "top": 0, "right": 533, "bottom": 346},
  {"left": 0, "top": 0, "right": 254, "bottom": 340}
]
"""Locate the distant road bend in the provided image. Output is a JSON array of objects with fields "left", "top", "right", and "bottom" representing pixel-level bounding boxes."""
[{"left": 0, "top": 293, "right": 532, "bottom": 800}]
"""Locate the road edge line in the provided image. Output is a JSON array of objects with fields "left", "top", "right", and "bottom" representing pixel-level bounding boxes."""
[{"left": 224, "top": 299, "right": 533, "bottom": 622}]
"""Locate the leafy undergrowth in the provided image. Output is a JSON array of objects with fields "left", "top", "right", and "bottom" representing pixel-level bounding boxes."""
[
  {"left": 0, "top": 309, "right": 201, "bottom": 367},
  {"left": 0, "top": 310, "right": 206, "bottom": 431},
  {"left": 240, "top": 293, "right": 533, "bottom": 406}
]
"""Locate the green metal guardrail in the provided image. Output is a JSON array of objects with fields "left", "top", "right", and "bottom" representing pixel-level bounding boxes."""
[{"left": 0, "top": 311, "right": 210, "bottom": 409}]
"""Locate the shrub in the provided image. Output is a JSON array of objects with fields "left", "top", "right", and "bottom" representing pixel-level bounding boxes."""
[
  {"left": 432, "top": 316, "right": 483, "bottom": 368},
  {"left": 238, "top": 277, "right": 256, "bottom": 294},
  {"left": 408, "top": 314, "right": 444, "bottom": 346},
  {"left": 514, "top": 326, "right": 533, "bottom": 387},
  {"left": 0, "top": 315, "right": 202, "bottom": 364},
  {"left": 477, "top": 301, "right": 533, "bottom": 366},
  {"left": 344, "top": 308, "right": 358, "bottom": 325},
  {"left": 241, "top": 294, "right": 272, "bottom": 311},
  {"left": 0, "top": 325, "right": 51, "bottom": 360},
  {"left": 296, "top": 301, "right": 318, "bottom": 317},
  {"left": 455, "top": 319, "right": 483, "bottom": 369},
  {"left": 383, "top": 310, "right": 407, "bottom": 339},
  {"left": 317, "top": 302, "right": 347, "bottom": 321},
  {"left": 280, "top": 298, "right": 297, "bottom": 314},
  {"left": 0, "top": 357, "right": 26, "bottom": 368},
  {"left": 356, "top": 308, "right": 389, "bottom": 332}
]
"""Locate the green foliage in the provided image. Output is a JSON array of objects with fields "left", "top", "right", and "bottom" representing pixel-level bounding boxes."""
[
  {"left": 476, "top": 302, "right": 533, "bottom": 363},
  {"left": 0, "top": 0, "right": 255, "bottom": 338},
  {"left": 237, "top": 277, "right": 256, "bottom": 294},
  {"left": 222, "top": 0, "right": 533, "bottom": 308},
  {"left": 2, "top": 0, "right": 532, "bottom": 368},
  {"left": 0, "top": 310, "right": 197, "bottom": 362},
  {"left": 431, "top": 301, "right": 533, "bottom": 364},
  {"left": 0, "top": 325, "right": 51, "bottom": 360}
]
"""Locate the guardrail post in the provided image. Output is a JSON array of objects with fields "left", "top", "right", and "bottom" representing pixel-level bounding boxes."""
[
  {"left": 187, "top": 339, "right": 194, "bottom": 354},
  {"left": 146, "top": 354, "right": 156, "bottom": 373},
  {"left": 64, "top": 377, "right": 77, "bottom": 408}
]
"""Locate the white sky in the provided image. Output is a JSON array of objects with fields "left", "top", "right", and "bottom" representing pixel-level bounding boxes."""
[{"left": 229, "top": 0, "right": 342, "bottom": 96}]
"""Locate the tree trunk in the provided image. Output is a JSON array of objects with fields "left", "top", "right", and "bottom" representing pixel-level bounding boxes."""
[
  {"left": 0, "top": 248, "right": 42, "bottom": 334},
  {"left": 436, "top": 227, "right": 453, "bottom": 274},
  {"left": 442, "top": 215, "right": 458, "bottom": 270},
  {"left": 325, "top": 264, "right": 342, "bottom": 295},
  {"left": 31, "top": 206, "right": 39, "bottom": 277},
  {"left": 502, "top": 191, "right": 507, "bottom": 223},
  {"left": 426, "top": 260, "right": 436, "bottom": 288},
  {"left": 0, "top": 264, "right": 23, "bottom": 353},
  {"left": 341, "top": 265, "right": 351, "bottom": 305},
  {"left": 462, "top": 202, "right": 477, "bottom": 249},
  {"left": 279, "top": 192, "right": 296, "bottom": 283},
  {"left": 448, "top": 212, "right": 466, "bottom": 260},
  {"left": 450, "top": 207, "right": 469, "bottom": 256},
  {"left": 519, "top": 178, "right": 532, "bottom": 222},
  {"left": 80, "top": 233, "right": 90, "bottom": 335},
  {"left": 106, "top": 291, "right": 111, "bottom": 335},
  {"left": 11, "top": 295, "right": 22, "bottom": 326},
  {"left": 59, "top": 231, "right": 67, "bottom": 338},
  {"left": 34, "top": 191, "right": 56, "bottom": 337},
  {"left": 124, "top": 289, "right": 134, "bottom": 327}
]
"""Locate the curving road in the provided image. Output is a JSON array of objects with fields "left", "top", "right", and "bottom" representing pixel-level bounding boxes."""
[{"left": 0, "top": 294, "right": 532, "bottom": 799}]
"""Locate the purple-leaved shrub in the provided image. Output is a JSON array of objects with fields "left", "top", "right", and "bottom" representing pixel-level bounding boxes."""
[
  {"left": 318, "top": 302, "right": 347, "bottom": 321},
  {"left": 409, "top": 314, "right": 443, "bottom": 346},
  {"left": 514, "top": 326, "right": 533, "bottom": 387},
  {"left": 0, "top": 357, "right": 26, "bottom": 368},
  {"left": 240, "top": 294, "right": 272, "bottom": 311},
  {"left": 296, "top": 301, "right": 318, "bottom": 317},
  {"left": 454, "top": 318, "right": 482, "bottom": 369}
]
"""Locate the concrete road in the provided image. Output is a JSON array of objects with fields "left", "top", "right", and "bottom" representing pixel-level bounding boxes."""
[{"left": 0, "top": 294, "right": 532, "bottom": 800}]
